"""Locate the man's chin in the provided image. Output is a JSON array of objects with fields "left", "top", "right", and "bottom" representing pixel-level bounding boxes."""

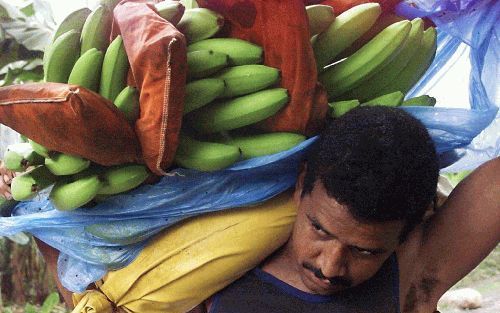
[{"left": 307, "top": 283, "right": 347, "bottom": 295}]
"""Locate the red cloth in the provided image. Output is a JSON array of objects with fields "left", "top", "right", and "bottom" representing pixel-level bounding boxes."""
[
  {"left": 0, "top": 83, "right": 141, "bottom": 165},
  {"left": 320, "top": 0, "right": 401, "bottom": 14},
  {"left": 198, "top": 0, "right": 329, "bottom": 136},
  {"left": 113, "top": 0, "right": 187, "bottom": 175}
]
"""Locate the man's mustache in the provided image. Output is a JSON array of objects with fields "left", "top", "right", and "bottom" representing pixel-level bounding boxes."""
[{"left": 303, "top": 262, "right": 352, "bottom": 288}]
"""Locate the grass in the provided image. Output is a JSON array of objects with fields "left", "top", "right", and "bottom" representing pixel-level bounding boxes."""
[
  {"left": 438, "top": 245, "right": 500, "bottom": 312},
  {"left": 452, "top": 245, "right": 500, "bottom": 289}
]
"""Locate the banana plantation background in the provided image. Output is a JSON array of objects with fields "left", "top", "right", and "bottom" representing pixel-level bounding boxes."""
[
  {"left": 0, "top": 0, "right": 63, "bottom": 310},
  {"left": 1, "top": 0, "right": 499, "bottom": 312}
]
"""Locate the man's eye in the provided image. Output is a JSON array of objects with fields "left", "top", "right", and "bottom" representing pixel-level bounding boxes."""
[
  {"left": 312, "top": 222, "right": 323, "bottom": 232},
  {"left": 352, "top": 247, "right": 374, "bottom": 256}
]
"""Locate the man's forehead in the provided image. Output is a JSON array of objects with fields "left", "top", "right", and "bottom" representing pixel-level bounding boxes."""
[{"left": 299, "top": 184, "right": 404, "bottom": 247}]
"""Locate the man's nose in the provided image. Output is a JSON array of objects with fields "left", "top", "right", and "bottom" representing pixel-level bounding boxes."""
[{"left": 319, "top": 241, "right": 348, "bottom": 279}]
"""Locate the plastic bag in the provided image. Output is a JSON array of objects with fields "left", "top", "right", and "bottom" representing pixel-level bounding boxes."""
[
  {"left": 1, "top": 0, "right": 498, "bottom": 292},
  {"left": 395, "top": 0, "right": 499, "bottom": 167},
  {"left": 0, "top": 137, "right": 315, "bottom": 292}
]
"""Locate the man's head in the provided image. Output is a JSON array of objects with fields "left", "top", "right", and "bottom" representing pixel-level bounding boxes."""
[{"left": 288, "top": 106, "right": 439, "bottom": 295}]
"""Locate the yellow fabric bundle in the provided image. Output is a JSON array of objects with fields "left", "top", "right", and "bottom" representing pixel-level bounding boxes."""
[{"left": 71, "top": 191, "right": 296, "bottom": 313}]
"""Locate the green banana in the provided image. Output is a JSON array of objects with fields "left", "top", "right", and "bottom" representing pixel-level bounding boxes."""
[
  {"left": 98, "top": 164, "right": 150, "bottom": 195},
  {"left": 338, "top": 18, "right": 424, "bottom": 102},
  {"left": 224, "top": 132, "right": 306, "bottom": 160},
  {"left": 361, "top": 91, "right": 404, "bottom": 107},
  {"left": 310, "top": 34, "right": 318, "bottom": 46},
  {"left": 180, "top": 0, "right": 198, "bottom": 9},
  {"left": 313, "top": 3, "right": 382, "bottom": 71},
  {"left": 80, "top": 5, "right": 113, "bottom": 54},
  {"left": 187, "top": 50, "right": 229, "bottom": 79},
  {"left": 45, "top": 153, "right": 90, "bottom": 176},
  {"left": 328, "top": 99, "right": 360, "bottom": 118},
  {"left": 100, "top": 35, "right": 130, "bottom": 102},
  {"left": 401, "top": 94, "right": 436, "bottom": 107},
  {"left": 67, "top": 48, "right": 104, "bottom": 92},
  {"left": 177, "top": 8, "right": 224, "bottom": 43},
  {"left": 334, "top": 12, "right": 405, "bottom": 61},
  {"left": 319, "top": 20, "right": 411, "bottom": 100},
  {"left": 306, "top": 4, "right": 335, "bottom": 37},
  {"left": 155, "top": 1, "right": 185, "bottom": 26},
  {"left": 114, "top": 86, "right": 140, "bottom": 122},
  {"left": 187, "top": 38, "right": 263, "bottom": 66},
  {"left": 213, "top": 65, "right": 281, "bottom": 98},
  {"left": 188, "top": 88, "right": 289, "bottom": 133},
  {"left": 28, "top": 140, "right": 50, "bottom": 158},
  {"left": 52, "top": 8, "right": 91, "bottom": 42},
  {"left": 3, "top": 143, "right": 45, "bottom": 172},
  {"left": 174, "top": 134, "right": 240, "bottom": 171},
  {"left": 11, "top": 166, "right": 57, "bottom": 201},
  {"left": 43, "top": 30, "right": 81, "bottom": 83},
  {"left": 377, "top": 27, "right": 437, "bottom": 95},
  {"left": 184, "top": 78, "right": 225, "bottom": 114},
  {"left": 50, "top": 174, "right": 102, "bottom": 211}
]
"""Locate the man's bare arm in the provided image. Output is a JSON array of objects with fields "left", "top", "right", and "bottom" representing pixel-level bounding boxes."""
[{"left": 398, "top": 157, "right": 500, "bottom": 312}]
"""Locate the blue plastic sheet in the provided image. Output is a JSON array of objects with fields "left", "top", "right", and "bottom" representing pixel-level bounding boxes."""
[
  {"left": 0, "top": 138, "right": 315, "bottom": 292},
  {"left": 0, "top": 0, "right": 498, "bottom": 292},
  {"left": 396, "top": 0, "right": 500, "bottom": 170}
]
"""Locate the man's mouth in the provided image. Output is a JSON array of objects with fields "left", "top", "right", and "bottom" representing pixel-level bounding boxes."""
[{"left": 302, "top": 262, "right": 352, "bottom": 288}]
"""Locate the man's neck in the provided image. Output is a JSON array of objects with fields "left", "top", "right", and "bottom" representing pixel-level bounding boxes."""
[{"left": 261, "top": 243, "right": 311, "bottom": 293}]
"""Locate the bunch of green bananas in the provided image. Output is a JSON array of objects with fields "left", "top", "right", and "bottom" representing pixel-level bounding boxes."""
[
  {"left": 178, "top": 40, "right": 305, "bottom": 171},
  {"left": 4, "top": 139, "right": 151, "bottom": 212},
  {"left": 8, "top": 1, "right": 308, "bottom": 211},
  {"left": 306, "top": 3, "right": 438, "bottom": 117},
  {"left": 8, "top": 2, "right": 172, "bottom": 211},
  {"left": 164, "top": 4, "right": 306, "bottom": 172}
]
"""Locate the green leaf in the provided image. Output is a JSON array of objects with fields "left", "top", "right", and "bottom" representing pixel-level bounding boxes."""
[
  {"left": 0, "top": 0, "right": 24, "bottom": 20},
  {"left": 41, "top": 292, "right": 60, "bottom": 313},
  {"left": 0, "top": 0, "right": 55, "bottom": 51},
  {"left": 21, "top": 3, "right": 35, "bottom": 17},
  {"left": 1, "top": 67, "right": 17, "bottom": 86},
  {"left": 2, "top": 18, "right": 53, "bottom": 51},
  {"left": 24, "top": 303, "right": 38, "bottom": 313},
  {"left": 31, "top": 0, "right": 56, "bottom": 28},
  {"left": 0, "top": 39, "right": 20, "bottom": 70},
  {"left": 0, "top": 61, "right": 43, "bottom": 86}
]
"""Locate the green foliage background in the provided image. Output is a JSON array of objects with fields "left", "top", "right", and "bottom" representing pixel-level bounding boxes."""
[{"left": 0, "top": 0, "right": 54, "bottom": 86}]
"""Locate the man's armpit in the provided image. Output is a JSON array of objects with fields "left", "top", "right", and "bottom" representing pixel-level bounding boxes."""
[{"left": 402, "top": 275, "right": 440, "bottom": 313}]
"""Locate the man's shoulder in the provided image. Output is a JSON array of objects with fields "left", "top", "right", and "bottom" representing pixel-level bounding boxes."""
[{"left": 187, "top": 269, "right": 256, "bottom": 313}]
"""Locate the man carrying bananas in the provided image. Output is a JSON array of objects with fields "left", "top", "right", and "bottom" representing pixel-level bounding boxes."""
[
  {"left": 1, "top": 107, "right": 499, "bottom": 313},
  {"left": 186, "top": 106, "right": 499, "bottom": 313}
]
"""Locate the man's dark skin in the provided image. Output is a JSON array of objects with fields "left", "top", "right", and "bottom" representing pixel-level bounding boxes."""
[
  {"left": 188, "top": 156, "right": 500, "bottom": 313},
  {"left": 1, "top": 158, "right": 499, "bottom": 312}
]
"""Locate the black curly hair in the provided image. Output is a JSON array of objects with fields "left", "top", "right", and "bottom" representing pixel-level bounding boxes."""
[{"left": 302, "top": 106, "right": 439, "bottom": 242}]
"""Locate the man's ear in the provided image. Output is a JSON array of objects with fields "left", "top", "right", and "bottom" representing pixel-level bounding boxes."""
[{"left": 294, "top": 162, "right": 307, "bottom": 207}]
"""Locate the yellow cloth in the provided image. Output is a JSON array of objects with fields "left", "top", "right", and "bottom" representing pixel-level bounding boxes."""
[{"left": 72, "top": 191, "right": 297, "bottom": 313}]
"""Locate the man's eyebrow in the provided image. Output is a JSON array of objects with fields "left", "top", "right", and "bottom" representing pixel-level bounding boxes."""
[{"left": 306, "top": 214, "right": 388, "bottom": 254}]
